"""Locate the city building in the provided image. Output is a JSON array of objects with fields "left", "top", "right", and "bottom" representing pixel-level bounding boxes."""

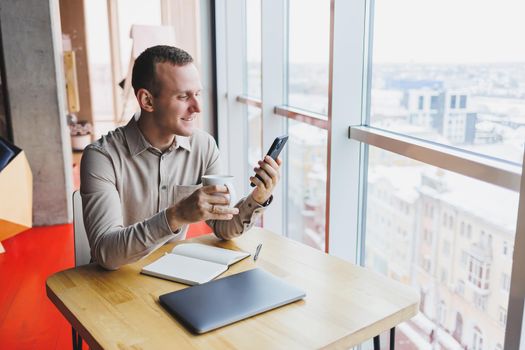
[{"left": 366, "top": 163, "right": 517, "bottom": 349}]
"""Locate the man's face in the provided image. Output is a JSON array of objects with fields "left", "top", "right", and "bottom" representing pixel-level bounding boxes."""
[{"left": 151, "top": 62, "right": 202, "bottom": 137}]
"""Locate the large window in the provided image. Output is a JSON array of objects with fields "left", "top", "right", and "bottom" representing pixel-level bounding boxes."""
[
  {"left": 216, "top": 0, "right": 525, "bottom": 347},
  {"left": 285, "top": 0, "right": 330, "bottom": 250},
  {"left": 365, "top": 0, "right": 524, "bottom": 347}
]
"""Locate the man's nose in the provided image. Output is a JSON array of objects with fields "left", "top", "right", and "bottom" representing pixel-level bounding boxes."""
[{"left": 189, "top": 96, "right": 201, "bottom": 113}]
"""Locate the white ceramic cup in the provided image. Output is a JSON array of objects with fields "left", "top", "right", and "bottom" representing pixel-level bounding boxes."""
[{"left": 201, "top": 175, "right": 237, "bottom": 208}]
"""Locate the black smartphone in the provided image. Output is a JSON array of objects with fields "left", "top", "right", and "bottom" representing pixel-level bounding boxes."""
[{"left": 250, "top": 135, "right": 288, "bottom": 187}]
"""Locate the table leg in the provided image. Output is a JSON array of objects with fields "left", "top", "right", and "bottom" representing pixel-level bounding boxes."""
[
  {"left": 390, "top": 327, "right": 396, "bottom": 350},
  {"left": 72, "top": 327, "right": 83, "bottom": 350}
]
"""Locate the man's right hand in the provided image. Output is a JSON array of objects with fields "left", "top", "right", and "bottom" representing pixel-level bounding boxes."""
[{"left": 166, "top": 185, "right": 239, "bottom": 231}]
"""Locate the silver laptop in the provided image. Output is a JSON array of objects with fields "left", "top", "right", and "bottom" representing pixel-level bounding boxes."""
[{"left": 159, "top": 268, "right": 306, "bottom": 334}]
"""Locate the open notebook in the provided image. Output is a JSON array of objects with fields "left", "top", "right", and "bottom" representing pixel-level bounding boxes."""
[{"left": 141, "top": 243, "right": 250, "bottom": 285}]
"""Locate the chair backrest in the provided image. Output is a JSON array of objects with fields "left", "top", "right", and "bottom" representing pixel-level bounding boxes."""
[{"left": 73, "top": 190, "right": 91, "bottom": 266}]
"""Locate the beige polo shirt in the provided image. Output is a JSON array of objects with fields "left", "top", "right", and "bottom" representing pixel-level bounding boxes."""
[{"left": 80, "top": 117, "right": 266, "bottom": 270}]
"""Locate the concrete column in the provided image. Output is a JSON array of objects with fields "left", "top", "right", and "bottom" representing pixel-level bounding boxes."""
[
  {"left": 0, "top": 0, "right": 73, "bottom": 225},
  {"left": 0, "top": 74, "right": 8, "bottom": 139}
]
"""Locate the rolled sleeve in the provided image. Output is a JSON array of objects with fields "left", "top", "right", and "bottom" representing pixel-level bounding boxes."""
[{"left": 208, "top": 193, "right": 271, "bottom": 240}]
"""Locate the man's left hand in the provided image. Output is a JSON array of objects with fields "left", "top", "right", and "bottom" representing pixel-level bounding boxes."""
[{"left": 250, "top": 155, "right": 282, "bottom": 205}]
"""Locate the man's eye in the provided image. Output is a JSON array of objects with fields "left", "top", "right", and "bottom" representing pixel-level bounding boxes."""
[{"left": 178, "top": 95, "right": 189, "bottom": 100}]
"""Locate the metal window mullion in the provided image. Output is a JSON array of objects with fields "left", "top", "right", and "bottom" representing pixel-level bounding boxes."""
[
  {"left": 237, "top": 100, "right": 329, "bottom": 130},
  {"left": 326, "top": 0, "right": 369, "bottom": 262},
  {"left": 349, "top": 125, "right": 521, "bottom": 192},
  {"left": 274, "top": 105, "right": 328, "bottom": 130},
  {"left": 215, "top": 0, "right": 247, "bottom": 193},
  {"left": 214, "top": 0, "right": 228, "bottom": 168},
  {"left": 236, "top": 95, "right": 262, "bottom": 108},
  {"left": 505, "top": 150, "right": 525, "bottom": 349},
  {"left": 237, "top": 98, "right": 332, "bottom": 132},
  {"left": 106, "top": 0, "right": 123, "bottom": 125},
  {"left": 261, "top": 0, "right": 287, "bottom": 235}
]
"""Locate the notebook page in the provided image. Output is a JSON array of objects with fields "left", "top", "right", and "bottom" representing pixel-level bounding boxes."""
[
  {"left": 141, "top": 253, "right": 227, "bottom": 285},
  {"left": 171, "top": 243, "right": 250, "bottom": 266}
]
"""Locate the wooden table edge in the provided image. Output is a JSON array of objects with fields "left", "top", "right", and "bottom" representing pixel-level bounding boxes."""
[
  {"left": 321, "top": 301, "right": 420, "bottom": 349},
  {"left": 46, "top": 277, "right": 104, "bottom": 350}
]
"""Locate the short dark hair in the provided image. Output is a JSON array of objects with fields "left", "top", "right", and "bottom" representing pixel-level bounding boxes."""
[{"left": 132, "top": 45, "right": 193, "bottom": 96}]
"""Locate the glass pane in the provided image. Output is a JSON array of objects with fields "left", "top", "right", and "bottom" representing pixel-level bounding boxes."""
[
  {"left": 245, "top": 0, "right": 261, "bottom": 99},
  {"left": 287, "top": 0, "right": 330, "bottom": 115},
  {"left": 370, "top": 0, "right": 525, "bottom": 164},
  {"left": 286, "top": 120, "right": 327, "bottom": 250},
  {"left": 247, "top": 105, "right": 263, "bottom": 227},
  {"left": 364, "top": 145, "right": 516, "bottom": 349},
  {"left": 247, "top": 105, "right": 262, "bottom": 171}
]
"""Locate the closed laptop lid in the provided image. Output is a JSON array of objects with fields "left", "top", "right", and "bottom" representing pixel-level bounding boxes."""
[{"left": 159, "top": 268, "right": 306, "bottom": 334}]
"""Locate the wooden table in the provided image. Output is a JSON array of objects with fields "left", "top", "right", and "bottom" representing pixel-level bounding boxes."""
[{"left": 46, "top": 228, "right": 419, "bottom": 349}]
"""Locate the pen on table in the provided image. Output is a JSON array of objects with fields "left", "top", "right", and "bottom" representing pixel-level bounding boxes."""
[{"left": 253, "top": 243, "right": 263, "bottom": 261}]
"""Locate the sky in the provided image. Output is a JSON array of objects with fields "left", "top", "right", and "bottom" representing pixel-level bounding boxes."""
[
  {"left": 249, "top": 0, "right": 525, "bottom": 64},
  {"left": 86, "top": 0, "right": 525, "bottom": 66},
  {"left": 373, "top": 0, "right": 525, "bottom": 64},
  {"left": 246, "top": 0, "right": 329, "bottom": 64}
]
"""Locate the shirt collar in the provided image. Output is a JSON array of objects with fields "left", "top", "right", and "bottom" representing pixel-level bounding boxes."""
[
  {"left": 124, "top": 111, "right": 192, "bottom": 156},
  {"left": 174, "top": 135, "right": 191, "bottom": 152}
]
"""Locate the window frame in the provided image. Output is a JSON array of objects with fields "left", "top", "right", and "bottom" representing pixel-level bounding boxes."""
[
  {"left": 214, "top": 0, "right": 525, "bottom": 347},
  {"left": 214, "top": 0, "right": 248, "bottom": 197}
]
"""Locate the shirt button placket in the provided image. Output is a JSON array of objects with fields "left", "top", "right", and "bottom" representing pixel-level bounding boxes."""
[{"left": 159, "top": 154, "right": 167, "bottom": 209}]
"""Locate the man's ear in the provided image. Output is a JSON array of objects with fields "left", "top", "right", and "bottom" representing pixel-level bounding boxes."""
[{"left": 137, "top": 89, "right": 154, "bottom": 112}]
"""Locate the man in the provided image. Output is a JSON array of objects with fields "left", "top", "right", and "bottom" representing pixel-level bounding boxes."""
[{"left": 80, "top": 45, "right": 281, "bottom": 270}]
